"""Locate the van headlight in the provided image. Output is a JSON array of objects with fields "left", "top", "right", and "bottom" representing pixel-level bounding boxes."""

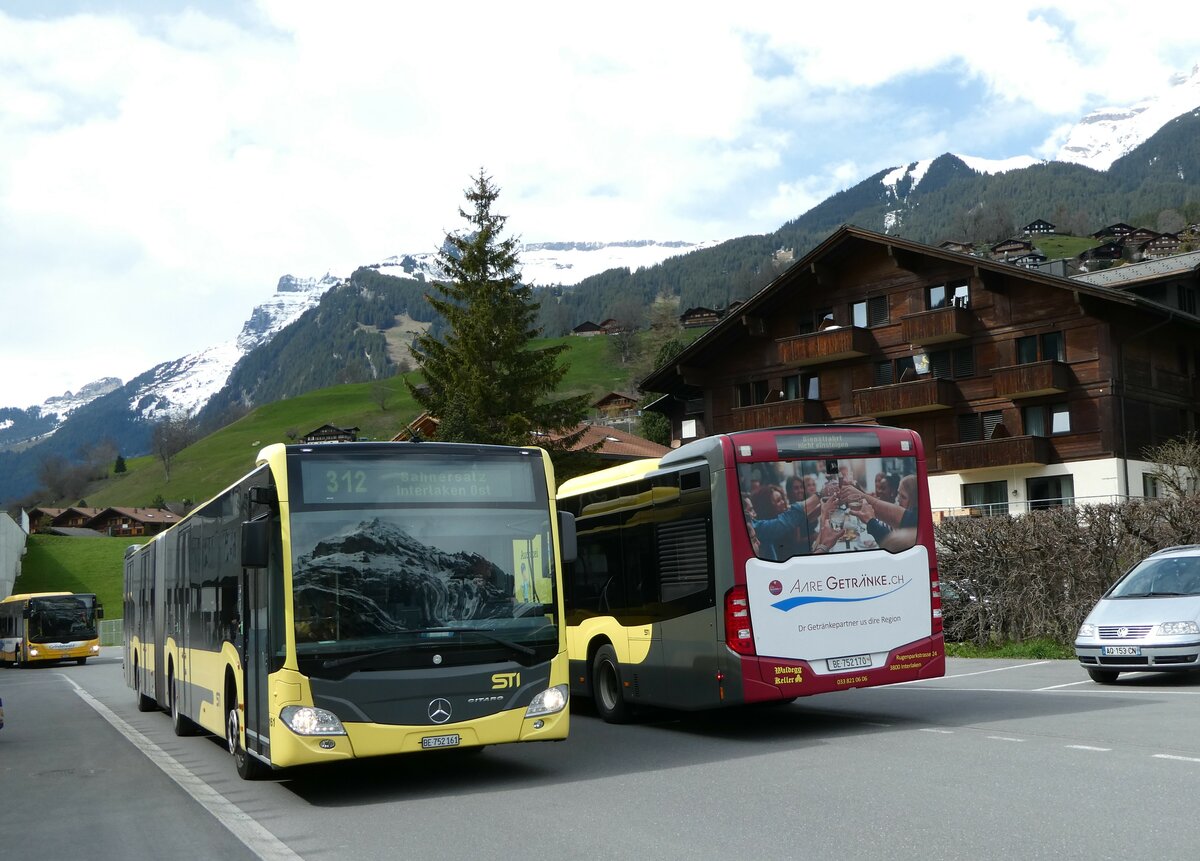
[
  {"left": 525, "top": 684, "right": 568, "bottom": 718},
  {"left": 280, "top": 705, "right": 347, "bottom": 735},
  {"left": 1077, "top": 623, "right": 1096, "bottom": 638},
  {"left": 1157, "top": 621, "right": 1200, "bottom": 636}
]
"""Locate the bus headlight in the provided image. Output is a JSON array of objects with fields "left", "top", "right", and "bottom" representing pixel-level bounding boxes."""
[
  {"left": 280, "top": 705, "right": 347, "bottom": 736},
  {"left": 91, "top": 645, "right": 101, "bottom": 653},
  {"left": 525, "top": 684, "right": 568, "bottom": 718}
]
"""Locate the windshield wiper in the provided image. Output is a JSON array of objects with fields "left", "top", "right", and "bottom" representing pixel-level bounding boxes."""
[{"left": 321, "top": 628, "right": 537, "bottom": 669}]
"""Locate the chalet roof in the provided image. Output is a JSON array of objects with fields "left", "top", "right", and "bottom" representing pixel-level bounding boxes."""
[
  {"left": 49, "top": 507, "right": 102, "bottom": 524},
  {"left": 1073, "top": 250, "right": 1200, "bottom": 288},
  {"left": 538, "top": 423, "right": 669, "bottom": 460},
  {"left": 89, "top": 507, "right": 181, "bottom": 526},
  {"left": 593, "top": 391, "right": 639, "bottom": 408},
  {"left": 641, "top": 224, "right": 1200, "bottom": 395}
]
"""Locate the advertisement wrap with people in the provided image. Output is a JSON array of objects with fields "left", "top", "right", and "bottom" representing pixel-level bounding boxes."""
[{"left": 737, "top": 453, "right": 933, "bottom": 668}]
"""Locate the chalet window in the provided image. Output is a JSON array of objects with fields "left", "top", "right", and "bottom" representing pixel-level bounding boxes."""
[
  {"left": 797, "top": 307, "right": 833, "bottom": 335},
  {"left": 1016, "top": 331, "right": 1064, "bottom": 364},
  {"left": 736, "top": 380, "right": 770, "bottom": 407},
  {"left": 928, "top": 281, "right": 969, "bottom": 310},
  {"left": 927, "top": 346, "right": 975, "bottom": 379},
  {"left": 852, "top": 296, "right": 889, "bottom": 327},
  {"left": 1142, "top": 474, "right": 1164, "bottom": 499},
  {"left": 1177, "top": 285, "right": 1197, "bottom": 315},
  {"left": 783, "top": 373, "right": 819, "bottom": 400},
  {"left": 874, "top": 356, "right": 916, "bottom": 386},
  {"left": 1027, "top": 474, "right": 1074, "bottom": 510},
  {"left": 1024, "top": 403, "right": 1070, "bottom": 437},
  {"left": 957, "top": 410, "right": 1003, "bottom": 442},
  {"left": 962, "top": 480, "right": 1008, "bottom": 516}
]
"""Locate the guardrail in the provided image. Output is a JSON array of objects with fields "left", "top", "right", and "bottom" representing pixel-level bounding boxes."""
[
  {"left": 934, "top": 494, "right": 1146, "bottom": 520},
  {"left": 99, "top": 619, "right": 124, "bottom": 647}
]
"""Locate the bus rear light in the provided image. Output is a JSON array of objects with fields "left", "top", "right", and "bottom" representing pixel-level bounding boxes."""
[
  {"left": 930, "top": 568, "right": 943, "bottom": 634},
  {"left": 724, "top": 586, "right": 756, "bottom": 656}
]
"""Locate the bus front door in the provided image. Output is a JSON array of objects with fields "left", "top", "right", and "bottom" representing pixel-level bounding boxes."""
[{"left": 241, "top": 565, "right": 271, "bottom": 765}]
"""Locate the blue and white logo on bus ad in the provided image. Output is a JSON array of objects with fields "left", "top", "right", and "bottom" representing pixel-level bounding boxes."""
[{"left": 745, "top": 548, "right": 930, "bottom": 665}]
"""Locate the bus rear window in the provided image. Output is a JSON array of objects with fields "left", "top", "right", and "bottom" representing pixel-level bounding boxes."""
[{"left": 737, "top": 455, "right": 920, "bottom": 561}]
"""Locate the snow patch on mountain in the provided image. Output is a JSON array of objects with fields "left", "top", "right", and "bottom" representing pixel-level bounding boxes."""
[
  {"left": 37, "top": 377, "right": 124, "bottom": 421},
  {"left": 1056, "top": 65, "right": 1200, "bottom": 171},
  {"left": 370, "top": 239, "right": 718, "bottom": 287}
]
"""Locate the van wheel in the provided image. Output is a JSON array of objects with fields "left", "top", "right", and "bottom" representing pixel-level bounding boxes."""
[
  {"left": 1087, "top": 668, "right": 1120, "bottom": 684},
  {"left": 592, "top": 644, "right": 632, "bottom": 724}
]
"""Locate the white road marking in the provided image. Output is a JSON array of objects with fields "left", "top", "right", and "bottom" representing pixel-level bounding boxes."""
[
  {"left": 1066, "top": 745, "right": 1111, "bottom": 752},
  {"left": 987, "top": 736, "right": 1024, "bottom": 742},
  {"left": 943, "top": 661, "right": 1050, "bottom": 678},
  {"left": 67, "top": 678, "right": 303, "bottom": 861},
  {"left": 1153, "top": 754, "right": 1200, "bottom": 763},
  {"left": 919, "top": 728, "right": 954, "bottom": 734}
]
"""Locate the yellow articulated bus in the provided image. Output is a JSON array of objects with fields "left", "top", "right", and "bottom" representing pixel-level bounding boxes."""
[
  {"left": 124, "top": 441, "right": 576, "bottom": 779},
  {"left": 1, "top": 592, "right": 104, "bottom": 667}
]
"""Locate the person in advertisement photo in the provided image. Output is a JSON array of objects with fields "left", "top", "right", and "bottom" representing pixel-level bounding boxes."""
[{"left": 739, "top": 456, "right": 919, "bottom": 558}]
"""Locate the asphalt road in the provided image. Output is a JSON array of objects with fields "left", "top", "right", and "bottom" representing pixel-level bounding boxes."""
[{"left": 2, "top": 648, "right": 1198, "bottom": 860}]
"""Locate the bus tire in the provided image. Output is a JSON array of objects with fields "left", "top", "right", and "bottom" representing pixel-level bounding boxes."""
[
  {"left": 592, "top": 644, "right": 632, "bottom": 724},
  {"left": 12, "top": 648, "right": 21, "bottom": 668},
  {"left": 170, "top": 671, "right": 196, "bottom": 736},
  {"left": 227, "top": 693, "right": 269, "bottom": 780},
  {"left": 76, "top": 657, "right": 87, "bottom": 666}
]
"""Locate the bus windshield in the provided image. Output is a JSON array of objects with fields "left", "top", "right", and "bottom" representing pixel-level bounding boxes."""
[
  {"left": 737, "top": 453, "right": 920, "bottom": 561},
  {"left": 29, "top": 596, "right": 99, "bottom": 643}
]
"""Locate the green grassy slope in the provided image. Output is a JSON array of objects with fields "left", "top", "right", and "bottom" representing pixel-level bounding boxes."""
[{"left": 14, "top": 534, "right": 146, "bottom": 616}]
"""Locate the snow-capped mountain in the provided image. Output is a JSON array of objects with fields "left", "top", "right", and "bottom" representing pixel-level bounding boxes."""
[
  {"left": 369, "top": 239, "right": 718, "bottom": 287},
  {"left": 1056, "top": 65, "right": 1200, "bottom": 171}
]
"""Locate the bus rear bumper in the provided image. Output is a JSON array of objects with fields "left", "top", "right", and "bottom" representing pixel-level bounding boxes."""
[{"left": 742, "top": 634, "right": 945, "bottom": 699}]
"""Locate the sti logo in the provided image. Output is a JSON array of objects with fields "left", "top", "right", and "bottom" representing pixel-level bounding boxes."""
[
  {"left": 769, "top": 580, "right": 783, "bottom": 596},
  {"left": 492, "top": 672, "right": 520, "bottom": 689}
]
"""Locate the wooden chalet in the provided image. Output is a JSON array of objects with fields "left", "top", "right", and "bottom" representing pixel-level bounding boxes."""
[
  {"left": 593, "top": 391, "right": 639, "bottom": 417},
  {"left": 1142, "top": 233, "right": 1181, "bottom": 259},
  {"left": 1092, "top": 223, "right": 1137, "bottom": 240},
  {"left": 48, "top": 507, "right": 102, "bottom": 530},
  {"left": 679, "top": 307, "right": 722, "bottom": 328},
  {"left": 990, "top": 238, "right": 1034, "bottom": 259},
  {"left": 88, "top": 507, "right": 180, "bottom": 537},
  {"left": 302, "top": 424, "right": 360, "bottom": 443},
  {"left": 27, "top": 507, "right": 65, "bottom": 534},
  {"left": 938, "top": 240, "right": 975, "bottom": 254},
  {"left": 571, "top": 321, "right": 604, "bottom": 337},
  {"left": 1022, "top": 219, "right": 1056, "bottom": 235},
  {"left": 641, "top": 225, "right": 1200, "bottom": 515},
  {"left": 1080, "top": 241, "right": 1124, "bottom": 263},
  {"left": 1009, "top": 252, "right": 1048, "bottom": 268}
]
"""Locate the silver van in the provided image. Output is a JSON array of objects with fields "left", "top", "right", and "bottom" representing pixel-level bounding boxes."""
[{"left": 1074, "top": 545, "right": 1200, "bottom": 683}]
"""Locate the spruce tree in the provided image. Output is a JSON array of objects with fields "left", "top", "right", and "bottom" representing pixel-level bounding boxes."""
[{"left": 408, "top": 170, "right": 591, "bottom": 455}]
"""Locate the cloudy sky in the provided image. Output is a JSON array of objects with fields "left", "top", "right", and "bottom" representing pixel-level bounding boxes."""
[{"left": 1, "top": 1, "right": 1197, "bottom": 409}]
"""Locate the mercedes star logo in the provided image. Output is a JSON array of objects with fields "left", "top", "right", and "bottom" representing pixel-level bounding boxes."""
[{"left": 428, "top": 698, "right": 452, "bottom": 724}]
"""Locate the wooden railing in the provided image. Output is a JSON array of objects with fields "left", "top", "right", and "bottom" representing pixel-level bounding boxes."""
[
  {"left": 993, "top": 361, "right": 1071, "bottom": 399},
  {"left": 777, "top": 326, "right": 875, "bottom": 366},
  {"left": 938, "top": 435, "right": 1052, "bottom": 471},
  {"left": 724, "top": 400, "right": 828, "bottom": 431},
  {"left": 852, "top": 377, "right": 956, "bottom": 417},
  {"left": 900, "top": 305, "right": 973, "bottom": 345}
]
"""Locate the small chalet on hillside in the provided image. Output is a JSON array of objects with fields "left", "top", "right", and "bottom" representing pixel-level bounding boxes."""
[
  {"left": 641, "top": 225, "right": 1200, "bottom": 516},
  {"left": 1022, "top": 219, "right": 1056, "bottom": 235},
  {"left": 679, "top": 307, "right": 722, "bottom": 328},
  {"left": 302, "top": 424, "right": 359, "bottom": 443}
]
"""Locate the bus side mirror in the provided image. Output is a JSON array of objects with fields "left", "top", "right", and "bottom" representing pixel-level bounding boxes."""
[
  {"left": 558, "top": 511, "right": 577, "bottom": 564},
  {"left": 241, "top": 520, "right": 271, "bottom": 568},
  {"left": 22, "top": 606, "right": 31, "bottom": 619},
  {"left": 96, "top": 605, "right": 105, "bottom": 620}
]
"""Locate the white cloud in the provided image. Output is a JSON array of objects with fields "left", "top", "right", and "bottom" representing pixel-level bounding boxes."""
[{"left": 0, "top": 1, "right": 1197, "bottom": 407}]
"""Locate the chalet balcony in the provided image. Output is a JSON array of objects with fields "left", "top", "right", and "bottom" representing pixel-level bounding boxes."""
[
  {"left": 900, "top": 306, "right": 973, "bottom": 345},
  {"left": 853, "top": 377, "right": 956, "bottom": 418},
  {"left": 777, "top": 326, "right": 875, "bottom": 367},
  {"left": 993, "top": 361, "right": 1071, "bottom": 399},
  {"left": 938, "top": 435, "right": 1053, "bottom": 472},
  {"left": 726, "top": 399, "right": 828, "bottom": 431}
]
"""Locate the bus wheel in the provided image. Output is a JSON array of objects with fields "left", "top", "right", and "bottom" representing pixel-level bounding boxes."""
[
  {"left": 12, "top": 648, "right": 21, "bottom": 669},
  {"left": 592, "top": 644, "right": 632, "bottom": 724},
  {"left": 170, "top": 672, "right": 196, "bottom": 736},
  {"left": 227, "top": 699, "right": 269, "bottom": 780},
  {"left": 76, "top": 657, "right": 87, "bottom": 666}
]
